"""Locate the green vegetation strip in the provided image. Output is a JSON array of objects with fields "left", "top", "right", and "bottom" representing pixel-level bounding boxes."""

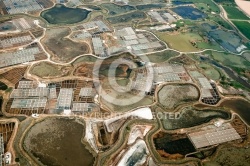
[
  {"left": 232, "top": 21, "right": 250, "bottom": 40},
  {"left": 223, "top": 6, "right": 250, "bottom": 20}
]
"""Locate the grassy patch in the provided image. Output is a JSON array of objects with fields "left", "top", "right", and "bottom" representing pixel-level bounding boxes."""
[
  {"left": 42, "top": 28, "right": 89, "bottom": 62},
  {"left": 30, "top": 62, "right": 72, "bottom": 78},
  {"left": 195, "top": 0, "right": 220, "bottom": 13},
  {"left": 72, "top": 55, "right": 97, "bottom": 66},
  {"left": 208, "top": 14, "right": 234, "bottom": 30},
  {"left": 196, "top": 40, "right": 223, "bottom": 51},
  {"left": 232, "top": 21, "right": 250, "bottom": 40},
  {"left": 198, "top": 63, "right": 221, "bottom": 80},
  {"left": 107, "top": 11, "right": 146, "bottom": 24},
  {"left": 141, "top": 50, "right": 180, "bottom": 63},
  {"left": 210, "top": 51, "right": 250, "bottom": 69},
  {"left": 242, "top": 51, "right": 250, "bottom": 62},
  {"left": 100, "top": 3, "right": 135, "bottom": 15},
  {"left": 204, "top": 144, "right": 250, "bottom": 166},
  {"left": 101, "top": 95, "right": 153, "bottom": 112},
  {"left": 155, "top": 32, "right": 204, "bottom": 52}
]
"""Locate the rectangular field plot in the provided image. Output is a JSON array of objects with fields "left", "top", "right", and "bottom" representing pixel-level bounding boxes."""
[
  {"left": 0, "top": 44, "right": 47, "bottom": 68},
  {"left": 0, "top": 32, "right": 33, "bottom": 49},
  {"left": 188, "top": 123, "right": 241, "bottom": 149},
  {"left": 2, "top": 0, "right": 43, "bottom": 15}
]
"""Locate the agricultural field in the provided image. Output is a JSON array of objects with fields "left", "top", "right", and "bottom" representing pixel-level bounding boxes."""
[
  {"left": 174, "top": 0, "right": 220, "bottom": 13},
  {"left": 160, "top": 107, "right": 231, "bottom": 130},
  {"left": 72, "top": 55, "right": 98, "bottom": 66},
  {"left": 223, "top": 6, "right": 250, "bottom": 20},
  {"left": 158, "top": 84, "right": 199, "bottom": 110},
  {"left": 101, "top": 92, "right": 153, "bottom": 112},
  {"left": 1, "top": 0, "right": 250, "bottom": 165},
  {"left": 100, "top": 78, "right": 153, "bottom": 112},
  {"left": 107, "top": 11, "right": 146, "bottom": 24},
  {"left": 208, "top": 30, "right": 244, "bottom": 53},
  {"left": 242, "top": 51, "right": 250, "bottom": 62},
  {"left": 196, "top": 39, "right": 224, "bottom": 51},
  {"left": 232, "top": 21, "right": 250, "bottom": 40},
  {"left": 214, "top": 0, "right": 235, "bottom": 4},
  {"left": 141, "top": 50, "right": 180, "bottom": 63},
  {"left": 128, "top": 0, "right": 166, "bottom": 5},
  {"left": 208, "top": 14, "right": 234, "bottom": 30},
  {"left": 198, "top": 63, "right": 221, "bottom": 80},
  {"left": 136, "top": 3, "right": 165, "bottom": 10},
  {"left": 210, "top": 51, "right": 250, "bottom": 69},
  {"left": 42, "top": 28, "right": 89, "bottom": 62},
  {"left": 204, "top": 143, "right": 250, "bottom": 166},
  {"left": 155, "top": 32, "right": 204, "bottom": 52},
  {"left": 30, "top": 62, "right": 73, "bottom": 78}
]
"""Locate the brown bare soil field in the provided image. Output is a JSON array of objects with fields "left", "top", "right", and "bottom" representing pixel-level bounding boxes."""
[{"left": 42, "top": 28, "right": 89, "bottom": 62}]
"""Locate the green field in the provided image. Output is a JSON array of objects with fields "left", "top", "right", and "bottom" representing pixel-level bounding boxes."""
[
  {"left": 210, "top": 51, "right": 250, "bottom": 69},
  {"left": 196, "top": 40, "right": 223, "bottom": 51},
  {"left": 223, "top": 6, "right": 250, "bottom": 20},
  {"left": 156, "top": 32, "right": 209, "bottom": 52},
  {"left": 209, "top": 14, "right": 234, "bottom": 30},
  {"left": 107, "top": 11, "right": 146, "bottom": 24},
  {"left": 232, "top": 21, "right": 250, "bottom": 40},
  {"left": 204, "top": 144, "right": 250, "bottom": 166},
  {"left": 72, "top": 55, "right": 97, "bottom": 66},
  {"left": 242, "top": 51, "right": 250, "bottom": 62},
  {"left": 141, "top": 50, "right": 180, "bottom": 63},
  {"left": 101, "top": 3, "right": 135, "bottom": 15},
  {"left": 198, "top": 63, "right": 221, "bottom": 80}
]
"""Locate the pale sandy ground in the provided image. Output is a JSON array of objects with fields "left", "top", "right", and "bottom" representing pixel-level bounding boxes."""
[{"left": 235, "top": 0, "right": 250, "bottom": 17}]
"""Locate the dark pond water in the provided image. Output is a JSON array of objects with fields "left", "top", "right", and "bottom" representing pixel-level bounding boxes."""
[
  {"left": 136, "top": 4, "right": 166, "bottom": 10},
  {"left": 171, "top": 6, "right": 207, "bottom": 20},
  {"left": 220, "top": 99, "right": 250, "bottom": 125},
  {"left": 154, "top": 136, "right": 196, "bottom": 155},
  {"left": 41, "top": 4, "right": 91, "bottom": 24},
  {"left": 172, "top": 1, "right": 193, "bottom": 5},
  {"left": 0, "top": 81, "right": 8, "bottom": 90}
]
